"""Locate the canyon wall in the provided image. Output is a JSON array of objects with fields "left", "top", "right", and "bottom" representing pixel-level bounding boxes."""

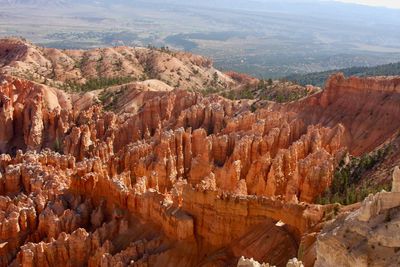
[
  {"left": 279, "top": 73, "right": 400, "bottom": 155},
  {"left": 1, "top": 67, "right": 400, "bottom": 266}
]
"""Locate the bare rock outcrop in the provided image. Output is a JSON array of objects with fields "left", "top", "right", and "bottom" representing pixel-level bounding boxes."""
[
  {"left": 0, "top": 76, "right": 71, "bottom": 154},
  {"left": 0, "top": 38, "right": 237, "bottom": 93},
  {"left": 278, "top": 73, "right": 400, "bottom": 155},
  {"left": 237, "top": 257, "right": 304, "bottom": 267},
  {"left": 315, "top": 170, "right": 400, "bottom": 267},
  {"left": 238, "top": 257, "right": 271, "bottom": 267},
  {"left": 392, "top": 166, "right": 400, "bottom": 193}
]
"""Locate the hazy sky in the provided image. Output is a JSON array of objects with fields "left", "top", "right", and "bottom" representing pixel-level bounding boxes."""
[{"left": 336, "top": 0, "right": 400, "bottom": 9}]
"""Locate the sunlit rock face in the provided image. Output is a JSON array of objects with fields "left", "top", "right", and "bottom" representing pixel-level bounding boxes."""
[
  {"left": 1, "top": 39, "right": 400, "bottom": 267},
  {"left": 315, "top": 167, "right": 400, "bottom": 267}
]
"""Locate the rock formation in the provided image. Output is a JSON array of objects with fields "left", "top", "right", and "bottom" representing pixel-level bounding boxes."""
[
  {"left": 237, "top": 257, "right": 304, "bottom": 267},
  {"left": 0, "top": 74, "right": 341, "bottom": 266},
  {"left": 276, "top": 73, "right": 400, "bottom": 155},
  {"left": 393, "top": 166, "right": 400, "bottom": 192},
  {"left": 315, "top": 168, "right": 400, "bottom": 267},
  {"left": 1, "top": 39, "right": 400, "bottom": 266},
  {"left": 238, "top": 257, "right": 271, "bottom": 267},
  {"left": 0, "top": 38, "right": 236, "bottom": 93}
]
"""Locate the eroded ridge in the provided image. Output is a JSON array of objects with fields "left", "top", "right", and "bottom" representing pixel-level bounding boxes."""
[{"left": 1, "top": 71, "right": 400, "bottom": 266}]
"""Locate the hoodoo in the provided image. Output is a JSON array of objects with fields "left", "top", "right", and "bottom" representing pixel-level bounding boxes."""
[{"left": 0, "top": 39, "right": 400, "bottom": 266}]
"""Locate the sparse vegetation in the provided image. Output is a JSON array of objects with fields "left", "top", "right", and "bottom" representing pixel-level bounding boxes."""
[
  {"left": 147, "top": 44, "right": 176, "bottom": 56},
  {"left": 257, "top": 79, "right": 313, "bottom": 103},
  {"left": 98, "top": 87, "right": 125, "bottom": 111},
  {"left": 211, "top": 72, "right": 219, "bottom": 86},
  {"left": 114, "top": 59, "right": 123, "bottom": 70},
  {"left": 142, "top": 53, "right": 158, "bottom": 79},
  {"left": 74, "top": 56, "right": 89, "bottom": 69},
  {"left": 53, "top": 138, "right": 63, "bottom": 153},
  {"left": 200, "top": 79, "right": 312, "bottom": 103},
  {"left": 192, "top": 67, "right": 199, "bottom": 75},
  {"left": 201, "top": 87, "right": 222, "bottom": 96},
  {"left": 221, "top": 87, "right": 254, "bottom": 100},
  {"left": 63, "top": 76, "right": 135, "bottom": 93},
  {"left": 316, "top": 145, "right": 393, "bottom": 205}
]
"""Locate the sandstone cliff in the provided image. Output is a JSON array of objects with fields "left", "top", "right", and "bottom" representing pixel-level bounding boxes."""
[{"left": 278, "top": 73, "right": 400, "bottom": 155}]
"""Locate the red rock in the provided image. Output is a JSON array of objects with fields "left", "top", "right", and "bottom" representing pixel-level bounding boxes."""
[{"left": 1, "top": 40, "right": 400, "bottom": 266}]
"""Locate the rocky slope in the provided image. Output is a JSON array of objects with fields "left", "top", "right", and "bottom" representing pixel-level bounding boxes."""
[
  {"left": 274, "top": 73, "right": 400, "bottom": 155},
  {"left": 0, "top": 38, "right": 318, "bottom": 110},
  {"left": 1, "top": 39, "right": 400, "bottom": 266},
  {"left": 0, "top": 38, "right": 236, "bottom": 92},
  {"left": 315, "top": 168, "right": 400, "bottom": 267}
]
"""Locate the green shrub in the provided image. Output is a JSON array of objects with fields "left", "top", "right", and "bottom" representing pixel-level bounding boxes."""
[
  {"left": 201, "top": 87, "right": 221, "bottom": 96},
  {"left": 53, "top": 138, "right": 62, "bottom": 153},
  {"left": 65, "top": 76, "right": 135, "bottom": 93},
  {"left": 212, "top": 72, "right": 219, "bottom": 86},
  {"left": 316, "top": 145, "right": 392, "bottom": 205},
  {"left": 221, "top": 87, "right": 254, "bottom": 100},
  {"left": 99, "top": 87, "right": 125, "bottom": 111}
]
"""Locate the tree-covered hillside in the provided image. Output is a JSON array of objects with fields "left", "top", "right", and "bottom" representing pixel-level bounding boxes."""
[{"left": 286, "top": 62, "right": 400, "bottom": 87}]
